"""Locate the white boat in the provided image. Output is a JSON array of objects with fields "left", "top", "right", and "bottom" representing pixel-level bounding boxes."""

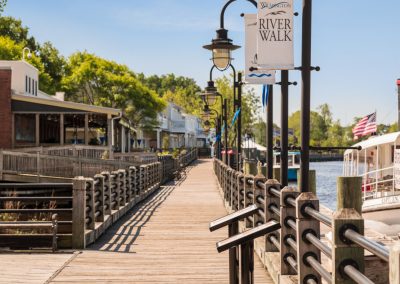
[{"left": 344, "top": 132, "right": 400, "bottom": 224}]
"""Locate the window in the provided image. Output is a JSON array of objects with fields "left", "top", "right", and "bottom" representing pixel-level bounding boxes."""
[
  {"left": 15, "top": 114, "right": 36, "bottom": 144},
  {"left": 28, "top": 77, "right": 31, "bottom": 94},
  {"left": 35, "top": 80, "right": 38, "bottom": 95},
  {"left": 25, "top": 76, "right": 28, "bottom": 92}
]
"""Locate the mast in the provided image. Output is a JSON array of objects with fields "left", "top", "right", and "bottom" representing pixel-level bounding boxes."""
[{"left": 397, "top": 78, "right": 400, "bottom": 131}]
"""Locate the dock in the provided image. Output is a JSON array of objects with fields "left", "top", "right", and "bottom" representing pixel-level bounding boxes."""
[{"left": 0, "top": 159, "right": 273, "bottom": 283}]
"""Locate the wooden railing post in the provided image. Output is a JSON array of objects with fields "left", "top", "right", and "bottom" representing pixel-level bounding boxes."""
[
  {"left": 237, "top": 173, "right": 245, "bottom": 210},
  {"left": 390, "top": 242, "right": 400, "bottom": 283},
  {"left": 129, "top": 166, "right": 137, "bottom": 201},
  {"left": 85, "top": 178, "right": 95, "bottom": 230},
  {"left": 139, "top": 165, "right": 145, "bottom": 196},
  {"left": 264, "top": 179, "right": 281, "bottom": 252},
  {"left": 94, "top": 174, "right": 105, "bottom": 222},
  {"left": 101, "top": 171, "right": 111, "bottom": 216},
  {"left": 231, "top": 171, "right": 239, "bottom": 211},
  {"left": 72, "top": 177, "right": 87, "bottom": 249},
  {"left": 280, "top": 187, "right": 300, "bottom": 275},
  {"left": 110, "top": 171, "right": 120, "bottom": 210},
  {"left": 253, "top": 171, "right": 266, "bottom": 227},
  {"left": 333, "top": 177, "right": 364, "bottom": 283},
  {"left": 296, "top": 193, "right": 321, "bottom": 284},
  {"left": 118, "top": 170, "right": 126, "bottom": 206},
  {"left": 332, "top": 209, "right": 364, "bottom": 284},
  {"left": 244, "top": 175, "right": 254, "bottom": 228},
  {"left": 0, "top": 150, "right": 3, "bottom": 180},
  {"left": 125, "top": 168, "right": 132, "bottom": 203},
  {"left": 337, "top": 177, "right": 362, "bottom": 214}
]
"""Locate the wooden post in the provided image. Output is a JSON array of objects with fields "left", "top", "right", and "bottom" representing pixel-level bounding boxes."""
[
  {"left": 35, "top": 113, "right": 40, "bottom": 146},
  {"left": 36, "top": 152, "right": 41, "bottom": 183},
  {"left": 244, "top": 175, "right": 254, "bottom": 227},
  {"left": 72, "top": 177, "right": 87, "bottom": 249},
  {"left": 94, "top": 174, "right": 105, "bottom": 222},
  {"left": 11, "top": 113, "right": 15, "bottom": 148},
  {"left": 390, "top": 242, "right": 400, "bottom": 283},
  {"left": 129, "top": 166, "right": 136, "bottom": 201},
  {"left": 332, "top": 209, "right": 364, "bottom": 284},
  {"left": 60, "top": 114, "right": 64, "bottom": 145},
  {"left": 264, "top": 179, "right": 281, "bottom": 252},
  {"left": 118, "top": 169, "right": 126, "bottom": 206},
  {"left": 280, "top": 187, "right": 300, "bottom": 275},
  {"left": 244, "top": 160, "right": 257, "bottom": 175},
  {"left": 296, "top": 193, "right": 321, "bottom": 284},
  {"left": 273, "top": 168, "right": 280, "bottom": 182},
  {"left": 253, "top": 171, "right": 266, "bottom": 227},
  {"left": 110, "top": 171, "right": 120, "bottom": 210},
  {"left": 84, "top": 114, "right": 89, "bottom": 145},
  {"left": 85, "top": 179, "right": 95, "bottom": 230},
  {"left": 297, "top": 170, "right": 316, "bottom": 195},
  {"left": 101, "top": 171, "right": 111, "bottom": 216},
  {"left": 237, "top": 173, "right": 245, "bottom": 210},
  {"left": 337, "top": 176, "right": 362, "bottom": 214},
  {"left": 0, "top": 150, "right": 3, "bottom": 180}
]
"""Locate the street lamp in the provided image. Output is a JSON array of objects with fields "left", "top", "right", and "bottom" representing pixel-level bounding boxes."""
[
  {"left": 22, "top": 47, "right": 32, "bottom": 60},
  {"left": 203, "top": 29, "right": 240, "bottom": 71},
  {"left": 202, "top": 105, "right": 222, "bottom": 160}
]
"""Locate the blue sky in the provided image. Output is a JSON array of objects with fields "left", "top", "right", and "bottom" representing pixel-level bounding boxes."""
[{"left": 3, "top": 0, "right": 400, "bottom": 126}]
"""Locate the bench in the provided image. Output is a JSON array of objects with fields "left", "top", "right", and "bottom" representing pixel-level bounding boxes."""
[{"left": 0, "top": 214, "right": 58, "bottom": 251}]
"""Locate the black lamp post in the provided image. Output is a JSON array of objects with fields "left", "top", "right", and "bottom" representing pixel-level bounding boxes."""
[
  {"left": 203, "top": 106, "right": 221, "bottom": 160},
  {"left": 203, "top": 0, "right": 257, "bottom": 173}
]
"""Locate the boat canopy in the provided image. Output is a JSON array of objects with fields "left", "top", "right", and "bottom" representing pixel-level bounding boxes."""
[{"left": 344, "top": 132, "right": 400, "bottom": 155}]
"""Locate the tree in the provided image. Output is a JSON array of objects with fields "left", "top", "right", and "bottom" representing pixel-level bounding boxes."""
[
  {"left": 62, "top": 52, "right": 166, "bottom": 129},
  {"left": 0, "top": 0, "right": 7, "bottom": 15},
  {"left": 0, "top": 36, "right": 53, "bottom": 91},
  {"left": 0, "top": 16, "right": 66, "bottom": 94}
]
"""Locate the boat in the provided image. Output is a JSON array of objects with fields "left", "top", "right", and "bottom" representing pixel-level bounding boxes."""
[
  {"left": 343, "top": 132, "right": 400, "bottom": 224},
  {"left": 273, "top": 151, "right": 300, "bottom": 181}
]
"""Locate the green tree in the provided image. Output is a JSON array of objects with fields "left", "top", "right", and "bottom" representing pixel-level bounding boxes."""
[
  {"left": 0, "top": 0, "right": 7, "bottom": 15},
  {"left": 62, "top": 51, "right": 166, "bottom": 128},
  {"left": 0, "top": 36, "right": 53, "bottom": 91},
  {"left": 212, "top": 75, "right": 260, "bottom": 147},
  {"left": 0, "top": 16, "right": 66, "bottom": 93}
]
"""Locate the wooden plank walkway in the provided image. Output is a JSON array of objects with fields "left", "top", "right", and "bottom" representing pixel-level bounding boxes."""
[{"left": 1, "top": 159, "right": 274, "bottom": 283}]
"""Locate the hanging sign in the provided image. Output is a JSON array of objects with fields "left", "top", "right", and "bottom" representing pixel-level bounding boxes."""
[
  {"left": 394, "top": 149, "right": 400, "bottom": 189},
  {"left": 257, "top": 1, "right": 294, "bottom": 70},
  {"left": 244, "top": 14, "right": 275, "bottom": 84}
]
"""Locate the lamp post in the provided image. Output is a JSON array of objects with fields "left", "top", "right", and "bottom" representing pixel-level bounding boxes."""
[
  {"left": 203, "top": 0, "right": 257, "bottom": 173},
  {"left": 199, "top": 67, "right": 228, "bottom": 164},
  {"left": 203, "top": 106, "right": 221, "bottom": 160},
  {"left": 22, "top": 47, "right": 32, "bottom": 61}
]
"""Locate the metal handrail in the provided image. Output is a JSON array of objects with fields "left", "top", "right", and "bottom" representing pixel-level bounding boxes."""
[
  {"left": 305, "top": 255, "right": 332, "bottom": 284},
  {"left": 343, "top": 228, "right": 389, "bottom": 262},
  {"left": 343, "top": 264, "right": 374, "bottom": 284}
]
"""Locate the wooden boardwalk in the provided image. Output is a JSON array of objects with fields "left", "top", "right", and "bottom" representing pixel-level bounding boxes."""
[{"left": 0, "top": 159, "right": 274, "bottom": 283}]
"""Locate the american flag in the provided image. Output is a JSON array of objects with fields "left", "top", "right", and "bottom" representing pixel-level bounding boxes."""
[{"left": 352, "top": 112, "right": 377, "bottom": 140}]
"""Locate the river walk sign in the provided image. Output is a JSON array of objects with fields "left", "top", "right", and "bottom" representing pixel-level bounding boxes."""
[
  {"left": 256, "top": 1, "right": 294, "bottom": 70},
  {"left": 244, "top": 14, "right": 275, "bottom": 85}
]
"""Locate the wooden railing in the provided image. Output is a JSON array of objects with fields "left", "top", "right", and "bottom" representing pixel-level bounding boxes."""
[
  {"left": 13, "top": 145, "right": 158, "bottom": 164},
  {"left": 0, "top": 149, "right": 198, "bottom": 250},
  {"left": 212, "top": 159, "right": 400, "bottom": 284}
]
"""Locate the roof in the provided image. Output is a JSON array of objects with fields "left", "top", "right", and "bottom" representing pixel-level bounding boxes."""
[
  {"left": 12, "top": 94, "right": 121, "bottom": 116},
  {"left": 344, "top": 132, "right": 400, "bottom": 155},
  {"left": 242, "top": 141, "right": 266, "bottom": 151}
]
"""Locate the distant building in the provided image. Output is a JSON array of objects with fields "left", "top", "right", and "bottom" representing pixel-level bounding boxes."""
[
  {"left": 0, "top": 60, "right": 136, "bottom": 154},
  {"left": 146, "top": 103, "right": 209, "bottom": 150}
]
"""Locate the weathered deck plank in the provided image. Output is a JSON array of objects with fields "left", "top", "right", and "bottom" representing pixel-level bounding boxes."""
[{"left": 1, "top": 159, "right": 274, "bottom": 283}]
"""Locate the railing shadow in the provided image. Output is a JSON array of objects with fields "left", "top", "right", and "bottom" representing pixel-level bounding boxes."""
[{"left": 87, "top": 165, "right": 194, "bottom": 253}]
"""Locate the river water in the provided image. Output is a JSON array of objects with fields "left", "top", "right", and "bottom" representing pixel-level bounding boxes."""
[
  {"left": 311, "top": 161, "right": 343, "bottom": 210},
  {"left": 289, "top": 161, "right": 343, "bottom": 210}
]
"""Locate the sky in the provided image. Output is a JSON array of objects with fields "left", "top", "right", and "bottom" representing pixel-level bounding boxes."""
[{"left": 3, "top": 0, "right": 400, "bottom": 126}]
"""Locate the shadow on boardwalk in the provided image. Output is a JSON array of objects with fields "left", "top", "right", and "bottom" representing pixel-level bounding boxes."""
[{"left": 88, "top": 162, "right": 197, "bottom": 253}]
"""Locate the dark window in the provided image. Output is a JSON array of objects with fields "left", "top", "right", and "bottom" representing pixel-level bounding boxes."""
[
  {"left": 28, "top": 77, "right": 31, "bottom": 94},
  {"left": 40, "top": 114, "right": 60, "bottom": 144},
  {"left": 15, "top": 114, "right": 36, "bottom": 144},
  {"left": 25, "top": 76, "right": 28, "bottom": 92},
  {"left": 35, "top": 80, "right": 38, "bottom": 95}
]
